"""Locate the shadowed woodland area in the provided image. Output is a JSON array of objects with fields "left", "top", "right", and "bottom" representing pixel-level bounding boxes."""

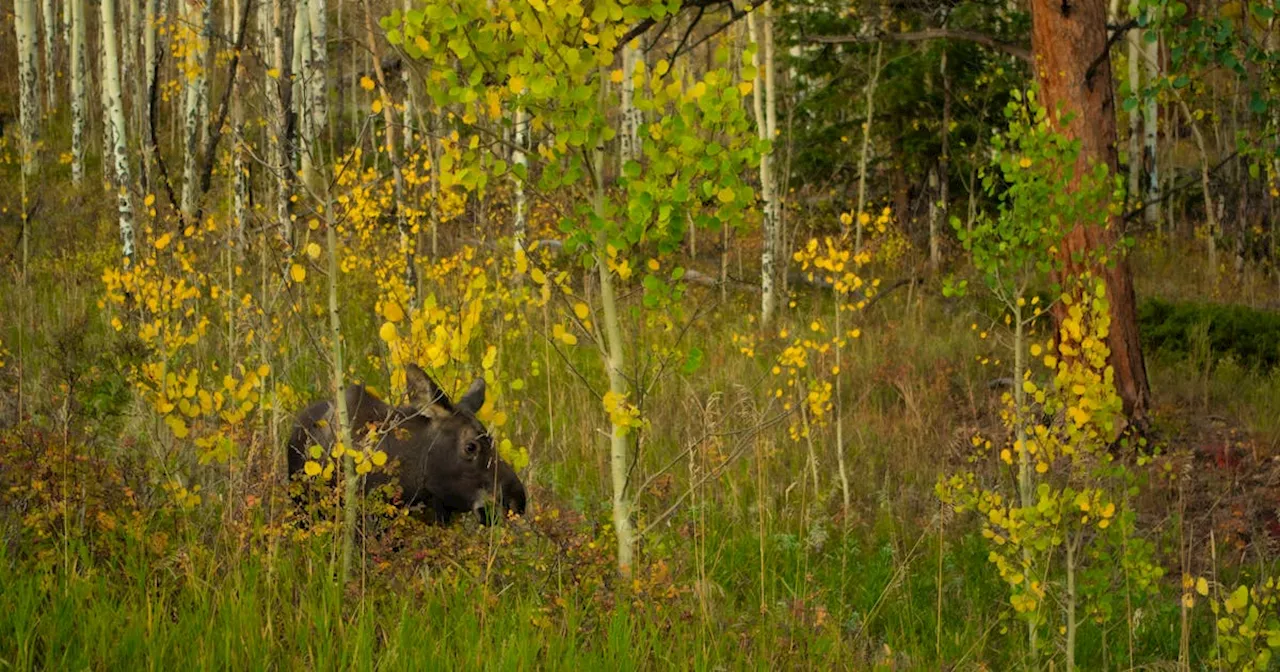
[{"left": 4, "top": 0, "right": 1280, "bottom": 668}]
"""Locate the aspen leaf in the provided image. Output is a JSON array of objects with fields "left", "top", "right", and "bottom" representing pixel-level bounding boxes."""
[
  {"left": 379, "top": 321, "right": 399, "bottom": 343},
  {"left": 573, "top": 302, "right": 590, "bottom": 320},
  {"left": 304, "top": 460, "right": 322, "bottom": 476},
  {"left": 383, "top": 301, "right": 405, "bottom": 323},
  {"left": 360, "top": 76, "right": 375, "bottom": 91},
  {"left": 305, "top": 242, "right": 321, "bottom": 259},
  {"left": 290, "top": 264, "right": 306, "bottom": 282}
]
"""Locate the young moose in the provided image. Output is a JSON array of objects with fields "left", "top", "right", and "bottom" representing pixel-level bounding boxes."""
[{"left": 286, "top": 364, "right": 527, "bottom": 524}]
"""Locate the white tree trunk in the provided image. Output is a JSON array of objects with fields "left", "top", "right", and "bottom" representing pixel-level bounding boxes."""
[
  {"left": 232, "top": 0, "right": 248, "bottom": 240},
  {"left": 262, "top": 0, "right": 292, "bottom": 242},
  {"left": 293, "top": 0, "right": 312, "bottom": 180},
  {"left": 69, "top": 0, "right": 86, "bottom": 184},
  {"left": 1126, "top": 22, "right": 1142, "bottom": 203},
  {"left": 513, "top": 107, "right": 527, "bottom": 257},
  {"left": 620, "top": 41, "right": 641, "bottom": 165},
  {"left": 197, "top": 0, "right": 212, "bottom": 149},
  {"left": 14, "top": 0, "right": 41, "bottom": 176},
  {"left": 99, "top": 1, "right": 114, "bottom": 189},
  {"left": 853, "top": 42, "right": 883, "bottom": 252},
  {"left": 140, "top": 0, "right": 159, "bottom": 190},
  {"left": 1142, "top": 28, "right": 1161, "bottom": 229},
  {"left": 306, "top": 0, "right": 328, "bottom": 187},
  {"left": 100, "top": 0, "right": 136, "bottom": 262},
  {"left": 41, "top": 0, "right": 57, "bottom": 111},
  {"left": 180, "top": 0, "right": 204, "bottom": 219},
  {"left": 748, "top": 6, "right": 778, "bottom": 325}
]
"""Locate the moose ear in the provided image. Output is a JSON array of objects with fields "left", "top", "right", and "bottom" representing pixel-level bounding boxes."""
[
  {"left": 405, "top": 364, "right": 453, "bottom": 417},
  {"left": 456, "top": 377, "right": 486, "bottom": 415}
]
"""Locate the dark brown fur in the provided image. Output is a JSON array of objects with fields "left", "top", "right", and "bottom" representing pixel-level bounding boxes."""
[{"left": 286, "top": 364, "right": 526, "bottom": 524}]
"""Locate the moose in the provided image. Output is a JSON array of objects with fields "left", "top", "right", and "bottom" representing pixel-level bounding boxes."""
[{"left": 286, "top": 364, "right": 526, "bottom": 525}]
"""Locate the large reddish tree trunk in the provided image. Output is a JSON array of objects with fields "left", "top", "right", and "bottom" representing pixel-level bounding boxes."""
[{"left": 1031, "top": 0, "right": 1152, "bottom": 420}]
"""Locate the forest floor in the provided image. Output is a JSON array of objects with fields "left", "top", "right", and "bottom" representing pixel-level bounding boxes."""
[{"left": 3, "top": 168, "right": 1280, "bottom": 669}]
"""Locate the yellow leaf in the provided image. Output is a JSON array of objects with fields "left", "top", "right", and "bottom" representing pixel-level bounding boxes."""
[
  {"left": 144, "top": 193, "right": 156, "bottom": 207},
  {"left": 553, "top": 324, "right": 578, "bottom": 346},
  {"left": 379, "top": 321, "right": 399, "bottom": 343},
  {"left": 356, "top": 460, "right": 372, "bottom": 475},
  {"left": 267, "top": 68, "right": 281, "bottom": 79},
  {"left": 573, "top": 302, "right": 590, "bottom": 320},
  {"left": 509, "top": 75, "right": 527, "bottom": 94},
  {"left": 304, "top": 460, "right": 322, "bottom": 476},
  {"left": 155, "top": 233, "right": 172, "bottom": 250},
  {"left": 305, "top": 242, "right": 321, "bottom": 259},
  {"left": 531, "top": 267, "right": 546, "bottom": 284},
  {"left": 372, "top": 98, "right": 384, "bottom": 114},
  {"left": 360, "top": 76, "right": 375, "bottom": 91},
  {"left": 610, "top": 69, "right": 624, "bottom": 83},
  {"left": 290, "top": 263, "right": 306, "bottom": 283},
  {"left": 371, "top": 450, "right": 388, "bottom": 467},
  {"left": 717, "top": 187, "right": 735, "bottom": 203},
  {"left": 646, "top": 258, "right": 660, "bottom": 272},
  {"left": 738, "top": 81, "right": 753, "bottom": 96},
  {"left": 383, "top": 301, "right": 405, "bottom": 323},
  {"left": 1196, "top": 577, "right": 1209, "bottom": 597}
]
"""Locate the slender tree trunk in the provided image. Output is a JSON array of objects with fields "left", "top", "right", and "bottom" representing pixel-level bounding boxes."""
[
  {"left": 1142, "top": 27, "right": 1160, "bottom": 229},
  {"left": 306, "top": 0, "right": 328, "bottom": 189},
  {"left": 69, "top": 0, "right": 86, "bottom": 184},
  {"left": 853, "top": 42, "right": 883, "bottom": 252},
  {"left": 15, "top": 0, "right": 41, "bottom": 177},
  {"left": 42, "top": 0, "right": 57, "bottom": 111},
  {"left": 140, "top": 0, "right": 158, "bottom": 191},
  {"left": 99, "top": 0, "right": 114, "bottom": 189},
  {"left": 361, "top": 0, "right": 416, "bottom": 303},
  {"left": 1126, "top": 16, "right": 1142, "bottom": 204},
  {"left": 263, "top": 0, "right": 292, "bottom": 242},
  {"left": 1030, "top": 0, "right": 1152, "bottom": 420},
  {"left": 293, "top": 0, "right": 313, "bottom": 182},
  {"left": 938, "top": 47, "right": 950, "bottom": 269},
  {"left": 100, "top": 0, "right": 136, "bottom": 262},
  {"left": 323, "top": 190, "right": 358, "bottom": 586},
  {"left": 620, "top": 41, "right": 641, "bottom": 166},
  {"left": 748, "top": 6, "right": 778, "bottom": 325},
  {"left": 513, "top": 107, "right": 528, "bottom": 257},
  {"left": 180, "top": 0, "right": 204, "bottom": 219},
  {"left": 594, "top": 144, "right": 634, "bottom": 578},
  {"left": 231, "top": 0, "right": 248, "bottom": 241}
]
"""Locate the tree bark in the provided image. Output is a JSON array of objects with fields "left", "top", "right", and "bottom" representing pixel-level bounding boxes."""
[
  {"left": 1030, "top": 0, "right": 1151, "bottom": 420},
  {"left": 748, "top": 5, "right": 778, "bottom": 326},
  {"left": 41, "top": 0, "right": 57, "bottom": 111},
  {"left": 180, "top": 0, "right": 205, "bottom": 219},
  {"left": 69, "top": 0, "right": 86, "bottom": 184},
  {"left": 14, "top": 0, "right": 41, "bottom": 177},
  {"left": 1142, "top": 27, "right": 1160, "bottom": 230},
  {"left": 100, "top": 0, "right": 136, "bottom": 262}
]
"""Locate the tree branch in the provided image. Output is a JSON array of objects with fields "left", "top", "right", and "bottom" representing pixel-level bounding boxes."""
[
  {"left": 195, "top": 0, "right": 255, "bottom": 219},
  {"left": 1085, "top": 17, "right": 1139, "bottom": 89},
  {"left": 807, "top": 28, "right": 1032, "bottom": 63}
]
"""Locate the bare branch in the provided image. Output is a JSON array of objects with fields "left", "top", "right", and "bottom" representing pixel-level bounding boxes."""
[{"left": 807, "top": 28, "right": 1032, "bottom": 63}]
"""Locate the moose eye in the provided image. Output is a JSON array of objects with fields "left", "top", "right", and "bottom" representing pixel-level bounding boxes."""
[{"left": 464, "top": 441, "right": 480, "bottom": 457}]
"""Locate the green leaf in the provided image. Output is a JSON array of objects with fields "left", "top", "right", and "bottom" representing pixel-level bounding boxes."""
[{"left": 681, "top": 347, "right": 704, "bottom": 374}]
